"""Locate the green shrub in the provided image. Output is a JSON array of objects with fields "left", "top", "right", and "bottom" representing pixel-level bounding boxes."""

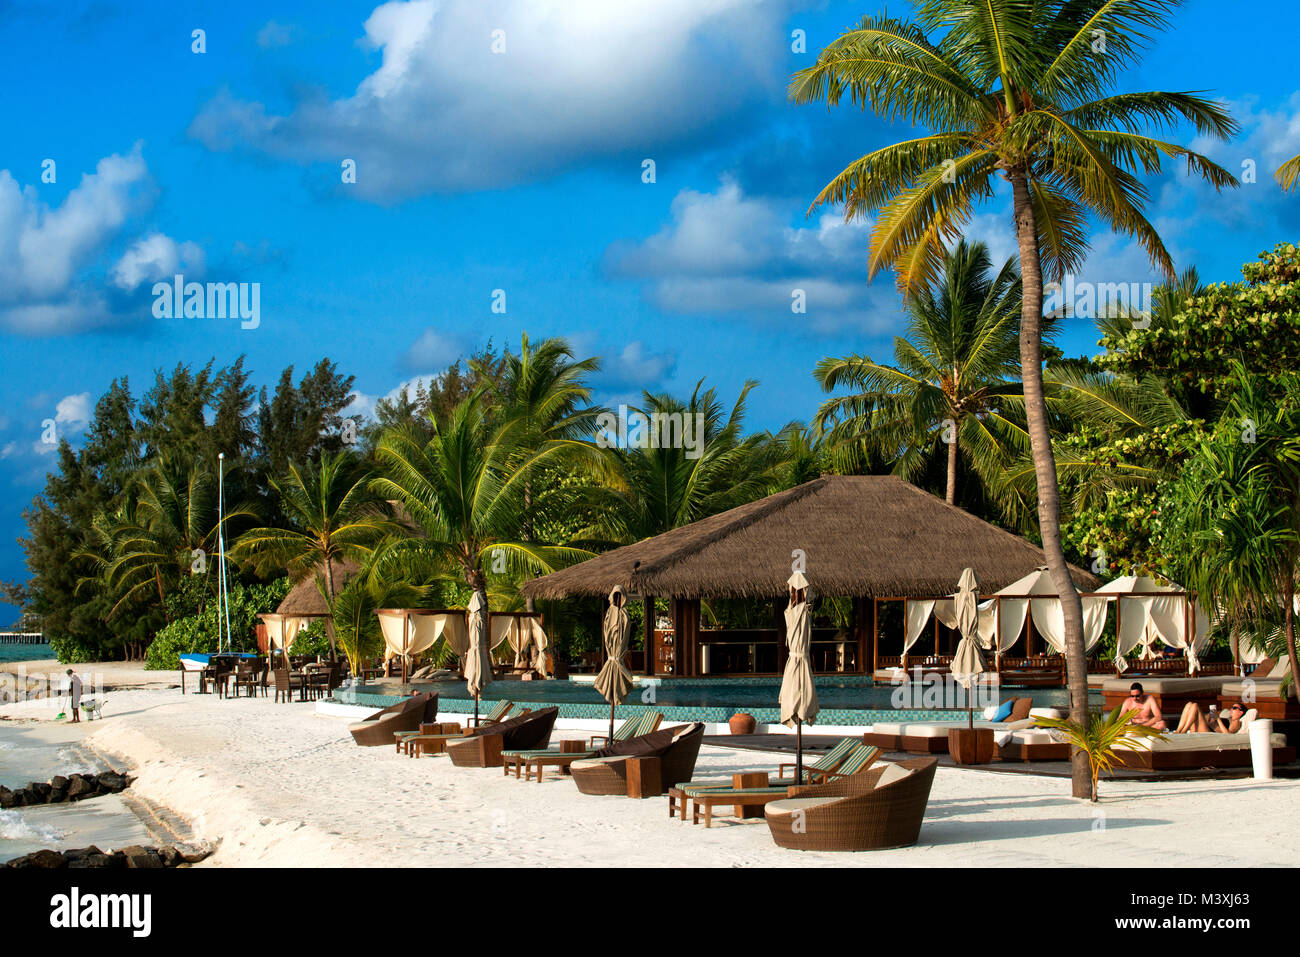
[
  {"left": 144, "top": 577, "right": 291, "bottom": 670},
  {"left": 49, "top": 633, "right": 100, "bottom": 664}
]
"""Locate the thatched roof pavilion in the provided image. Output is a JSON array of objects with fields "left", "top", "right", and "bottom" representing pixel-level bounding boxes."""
[
  {"left": 522, "top": 475, "right": 1097, "bottom": 677},
  {"left": 275, "top": 559, "right": 361, "bottom": 617}
]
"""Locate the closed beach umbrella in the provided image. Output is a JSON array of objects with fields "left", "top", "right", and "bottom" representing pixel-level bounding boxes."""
[
  {"left": 465, "top": 590, "right": 493, "bottom": 725},
  {"left": 594, "top": 586, "right": 634, "bottom": 743},
  {"left": 950, "top": 567, "right": 986, "bottom": 728},
  {"left": 780, "top": 571, "right": 819, "bottom": 784}
]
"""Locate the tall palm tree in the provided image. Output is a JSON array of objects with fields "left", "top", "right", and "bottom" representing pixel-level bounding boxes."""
[
  {"left": 232, "top": 451, "right": 398, "bottom": 605},
  {"left": 89, "top": 456, "right": 257, "bottom": 621},
  {"left": 791, "top": 0, "right": 1238, "bottom": 798},
  {"left": 584, "top": 381, "right": 789, "bottom": 544},
  {"left": 475, "top": 334, "right": 607, "bottom": 605},
  {"left": 813, "top": 239, "right": 1029, "bottom": 507},
  {"left": 371, "top": 393, "right": 588, "bottom": 610}
]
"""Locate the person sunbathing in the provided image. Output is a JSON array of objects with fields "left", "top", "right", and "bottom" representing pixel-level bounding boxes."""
[
  {"left": 1175, "top": 701, "right": 1245, "bottom": 734},
  {"left": 1119, "top": 683, "right": 1166, "bottom": 730}
]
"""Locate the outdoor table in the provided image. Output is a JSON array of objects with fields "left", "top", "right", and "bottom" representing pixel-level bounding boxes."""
[{"left": 733, "top": 771, "right": 769, "bottom": 818}]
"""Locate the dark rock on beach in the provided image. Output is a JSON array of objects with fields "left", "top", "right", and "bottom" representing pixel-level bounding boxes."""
[
  {"left": 66, "top": 774, "right": 95, "bottom": 800},
  {"left": 0, "top": 786, "right": 13, "bottom": 809},
  {"left": 97, "top": 771, "right": 128, "bottom": 793}
]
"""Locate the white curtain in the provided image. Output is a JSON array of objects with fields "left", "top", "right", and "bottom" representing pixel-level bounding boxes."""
[
  {"left": 978, "top": 599, "right": 1028, "bottom": 653},
  {"left": 434, "top": 612, "right": 469, "bottom": 657},
  {"left": 1114, "top": 595, "right": 1154, "bottom": 670},
  {"left": 1029, "top": 596, "right": 1107, "bottom": 654},
  {"left": 902, "top": 599, "right": 936, "bottom": 658}
]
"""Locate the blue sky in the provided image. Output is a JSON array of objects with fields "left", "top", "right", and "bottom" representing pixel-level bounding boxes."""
[{"left": 1, "top": 0, "right": 1298, "bottom": 618}]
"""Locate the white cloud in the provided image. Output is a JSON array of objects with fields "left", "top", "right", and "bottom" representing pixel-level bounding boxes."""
[
  {"left": 605, "top": 179, "right": 903, "bottom": 335},
  {"left": 0, "top": 146, "right": 154, "bottom": 333},
  {"left": 54, "top": 392, "right": 92, "bottom": 429},
  {"left": 111, "top": 232, "right": 206, "bottom": 290},
  {"left": 191, "top": 0, "right": 792, "bottom": 198}
]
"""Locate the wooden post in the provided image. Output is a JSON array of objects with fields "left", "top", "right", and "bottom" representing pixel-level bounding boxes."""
[
  {"left": 776, "top": 598, "right": 788, "bottom": 676},
  {"left": 872, "top": 598, "right": 879, "bottom": 674},
  {"left": 1026, "top": 604, "right": 1036, "bottom": 658},
  {"left": 644, "top": 595, "right": 655, "bottom": 676},
  {"left": 855, "top": 597, "right": 867, "bottom": 675},
  {"left": 1115, "top": 599, "right": 1122, "bottom": 675},
  {"left": 934, "top": 614, "right": 940, "bottom": 657}
]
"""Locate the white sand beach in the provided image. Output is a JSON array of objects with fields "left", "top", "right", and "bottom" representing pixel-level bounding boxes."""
[{"left": 2, "top": 686, "right": 1297, "bottom": 867}]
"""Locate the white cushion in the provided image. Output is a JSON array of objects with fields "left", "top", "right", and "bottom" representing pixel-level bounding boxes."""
[
  {"left": 981, "top": 704, "right": 999, "bottom": 721},
  {"left": 874, "top": 763, "right": 913, "bottom": 788},
  {"left": 1100, "top": 677, "right": 1225, "bottom": 694},
  {"left": 765, "top": 797, "right": 839, "bottom": 816},
  {"left": 569, "top": 755, "right": 627, "bottom": 771},
  {"left": 1010, "top": 729, "right": 1058, "bottom": 745},
  {"left": 1028, "top": 707, "right": 1065, "bottom": 720},
  {"left": 994, "top": 730, "right": 1014, "bottom": 747}
]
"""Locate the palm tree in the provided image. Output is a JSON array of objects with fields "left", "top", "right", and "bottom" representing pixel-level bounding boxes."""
[
  {"left": 1277, "top": 153, "right": 1300, "bottom": 191},
  {"left": 371, "top": 393, "right": 588, "bottom": 613},
  {"left": 87, "top": 457, "right": 258, "bottom": 636},
  {"left": 813, "top": 239, "right": 1029, "bottom": 507},
  {"left": 791, "top": 0, "right": 1238, "bottom": 798},
  {"left": 232, "top": 451, "right": 398, "bottom": 606},
  {"left": 476, "top": 334, "right": 607, "bottom": 605},
  {"left": 584, "top": 381, "right": 789, "bottom": 544}
]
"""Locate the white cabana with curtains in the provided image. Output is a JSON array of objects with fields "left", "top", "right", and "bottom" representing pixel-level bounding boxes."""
[
  {"left": 259, "top": 613, "right": 323, "bottom": 660},
  {"left": 490, "top": 613, "right": 551, "bottom": 677},
  {"left": 376, "top": 609, "right": 456, "bottom": 663},
  {"left": 1095, "top": 576, "right": 1212, "bottom": 673},
  {"left": 910, "top": 567, "right": 1107, "bottom": 665}
]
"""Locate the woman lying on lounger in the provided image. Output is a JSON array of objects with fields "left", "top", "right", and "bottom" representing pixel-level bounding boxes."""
[{"left": 1174, "top": 701, "right": 1245, "bottom": 734}]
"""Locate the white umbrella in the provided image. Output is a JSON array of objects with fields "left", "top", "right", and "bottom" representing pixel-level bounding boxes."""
[
  {"left": 779, "top": 571, "right": 819, "bottom": 783},
  {"left": 594, "top": 586, "right": 634, "bottom": 742},
  {"left": 949, "top": 567, "right": 986, "bottom": 729},
  {"left": 465, "top": 590, "right": 492, "bottom": 724}
]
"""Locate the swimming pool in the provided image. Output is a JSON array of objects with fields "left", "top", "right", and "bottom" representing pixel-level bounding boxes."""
[{"left": 332, "top": 676, "right": 1100, "bottom": 726}]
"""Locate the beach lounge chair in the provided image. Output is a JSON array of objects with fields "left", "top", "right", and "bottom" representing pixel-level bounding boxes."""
[
  {"left": 400, "top": 702, "right": 519, "bottom": 757},
  {"left": 569, "top": 724, "right": 705, "bottom": 797},
  {"left": 470, "top": 699, "right": 514, "bottom": 727},
  {"left": 348, "top": 693, "right": 438, "bottom": 747},
  {"left": 667, "top": 743, "right": 882, "bottom": 827},
  {"left": 503, "top": 710, "right": 664, "bottom": 781},
  {"left": 445, "top": 707, "right": 559, "bottom": 768},
  {"left": 764, "top": 757, "right": 938, "bottom": 851}
]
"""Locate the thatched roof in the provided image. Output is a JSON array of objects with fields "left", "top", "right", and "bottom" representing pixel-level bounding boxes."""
[
  {"left": 276, "top": 559, "right": 361, "bottom": 616},
  {"left": 521, "top": 475, "right": 1098, "bottom": 601}
]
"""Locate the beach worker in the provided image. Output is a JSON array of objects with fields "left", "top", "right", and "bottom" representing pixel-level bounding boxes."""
[
  {"left": 1119, "top": 682, "right": 1166, "bottom": 730},
  {"left": 66, "top": 669, "right": 83, "bottom": 723},
  {"left": 1175, "top": 700, "right": 1245, "bottom": 734}
]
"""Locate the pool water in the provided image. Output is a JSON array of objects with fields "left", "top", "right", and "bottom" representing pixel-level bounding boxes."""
[{"left": 335, "top": 676, "right": 1099, "bottom": 725}]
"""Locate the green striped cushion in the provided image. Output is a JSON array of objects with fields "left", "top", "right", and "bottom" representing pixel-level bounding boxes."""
[
  {"left": 806, "top": 738, "right": 857, "bottom": 772},
  {"left": 504, "top": 748, "right": 593, "bottom": 760},
  {"left": 681, "top": 786, "right": 787, "bottom": 797},
  {"left": 824, "top": 744, "right": 879, "bottom": 776}
]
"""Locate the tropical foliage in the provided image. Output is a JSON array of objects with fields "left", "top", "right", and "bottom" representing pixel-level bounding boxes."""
[
  {"left": 813, "top": 240, "right": 1031, "bottom": 510},
  {"left": 1035, "top": 705, "right": 1164, "bottom": 801}
]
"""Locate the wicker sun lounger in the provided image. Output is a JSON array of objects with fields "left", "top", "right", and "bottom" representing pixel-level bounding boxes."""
[
  {"left": 667, "top": 744, "right": 882, "bottom": 827},
  {"left": 470, "top": 699, "right": 514, "bottom": 727},
  {"left": 764, "top": 757, "right": 938, "bottom": 851},
  {"left": 445, "top": 707, "right": 559, "bottom": 768},
  {"left": 348, "top": 693, "right": 438, "bottom": 747},
  {"left": 397, "top": 701, "right": 516, "bottom": 756},
  {"left": 569, "top": 723, "right": 705, "bottom": 797},
  {"left": 503, "top": 710, "right": 664, "bottom": 781}
]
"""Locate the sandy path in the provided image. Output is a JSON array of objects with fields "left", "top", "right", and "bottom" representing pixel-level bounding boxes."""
[{"left": 2, "top": 688, "right": 1295, "bottom": 867}]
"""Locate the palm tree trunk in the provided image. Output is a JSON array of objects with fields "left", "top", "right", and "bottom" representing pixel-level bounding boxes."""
[
  {"left": 1009, "top": 170, "right": 1090, "bottom": 800},
  {"left": 945, "top": 426, "right": 959, "bottom": 505}
]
